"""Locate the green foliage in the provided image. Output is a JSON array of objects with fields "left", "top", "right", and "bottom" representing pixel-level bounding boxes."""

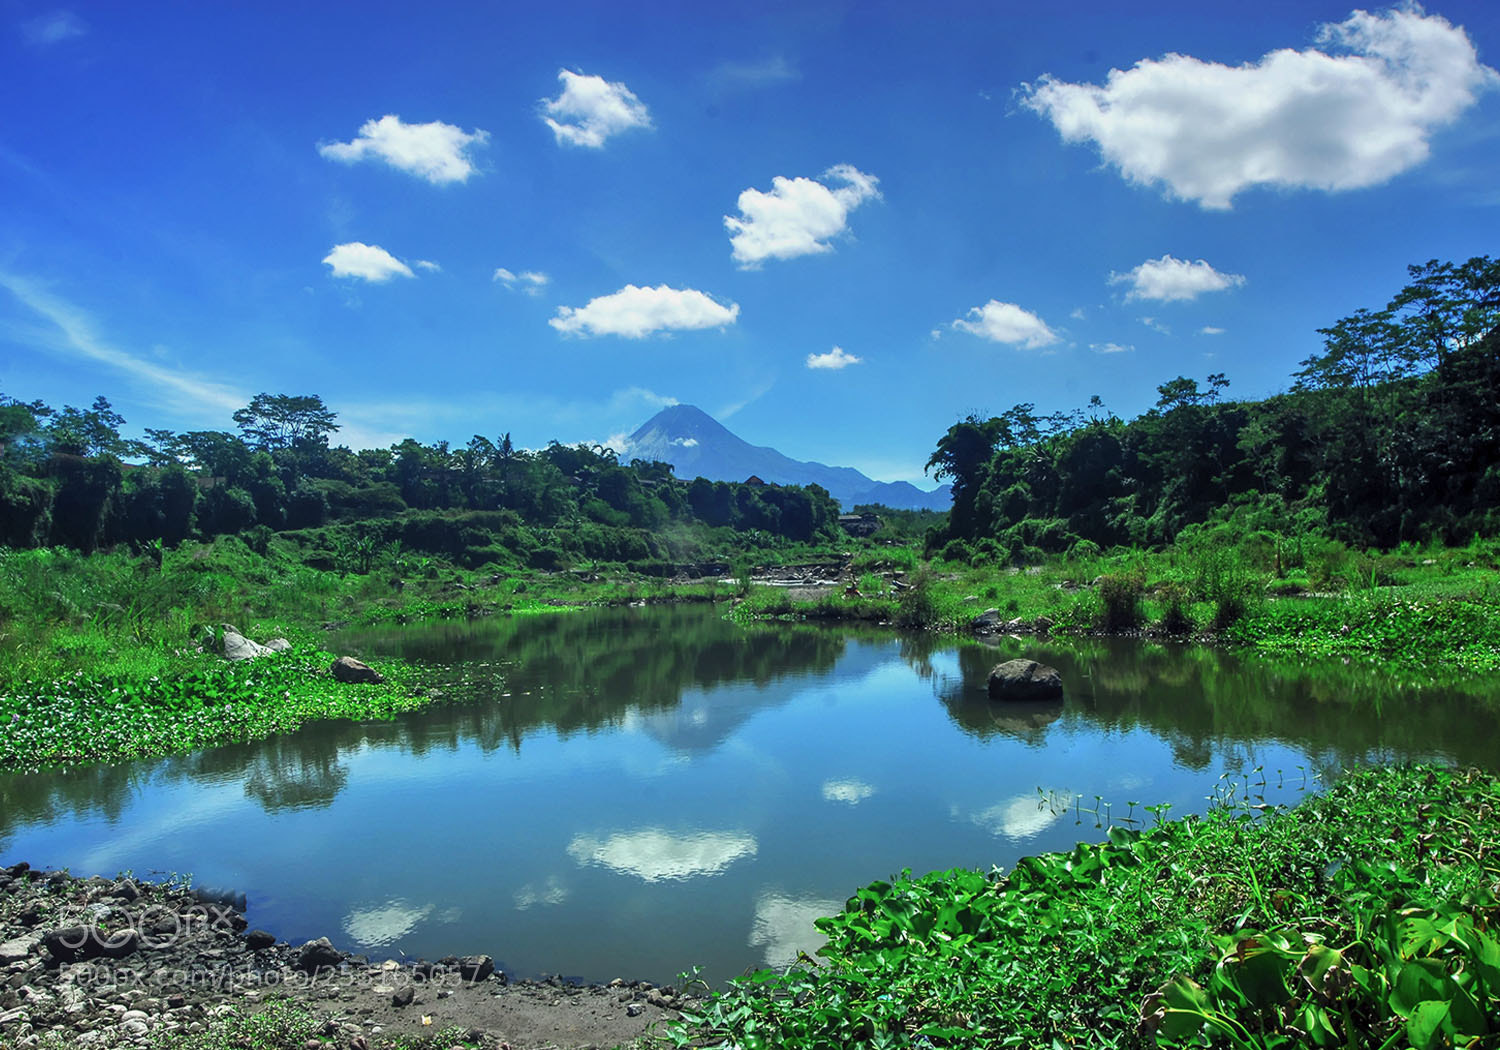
[
  {"left": 928, "top": 257, "right": 1500, "bottom": 554},
  {"left": 1097, "top": 570, "right": 1145, "bottom": 631},
  {"left": 676, "top": 765, "right": 1500, "bottom": 1050}
]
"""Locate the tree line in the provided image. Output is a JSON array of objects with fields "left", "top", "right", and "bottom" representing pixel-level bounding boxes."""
[
  {"left": 927, "top": 256, "right": 1500, "bottom": 558},
  {"left": 0, "top": 391, "right": 842, "bottom": 566}
]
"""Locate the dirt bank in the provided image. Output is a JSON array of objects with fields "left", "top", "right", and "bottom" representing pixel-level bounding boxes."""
[{"left": 0, "top": 863, "right": 692, "bottom": 1049}]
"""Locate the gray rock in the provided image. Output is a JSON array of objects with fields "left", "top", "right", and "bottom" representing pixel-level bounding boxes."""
[
  {"left": 986, "top": 659, "right": 1064, "bottom": 702},
  {"left": 222, "top": 628, "right": 270, "bottom": 662},
  {"left": 244, "top": 930, "right": 276, "bottom": 951},
  {"left": 969, "top": 608, "right": 1003, "bottom": 630},
  {"left": 263, "top": 638, "right": 292, "bottom": 652},
  {"left": 391, "top": 985, "right": 414, "bottom": 1008},
  {"left": 331, "top": 657, "right": 385, "bottom": 685},
  {"left": 296, "top": 938, "right": 343, "bottom": 973},
  {"left": 0, "top": 935, "right": 40, "bottom": 965},
  {"left": 457, "top": 955, "right": 494, "bottom": 982}
]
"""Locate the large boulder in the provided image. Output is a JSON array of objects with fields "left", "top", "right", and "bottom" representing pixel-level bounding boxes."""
[
  {"left": 987, "top": 659, "right": 1063, "bottom": 702},
  {"left": 331, "top": 656, "right": 385, "bottom": 684},
  {"left": 222, "top": 626, "right": 270, "bottom": 662}
]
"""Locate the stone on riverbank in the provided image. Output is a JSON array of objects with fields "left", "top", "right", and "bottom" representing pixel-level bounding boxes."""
[
  {"left": 987, "top": 659, "right": 1063, "bottom": 702},
  {"left": 331, "top": 656, "right": 385, "bottom": 684}
]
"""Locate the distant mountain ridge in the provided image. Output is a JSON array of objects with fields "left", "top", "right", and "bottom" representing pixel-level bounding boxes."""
[{"left": 623, "top": 405, "right": 951, "bottom": 512}]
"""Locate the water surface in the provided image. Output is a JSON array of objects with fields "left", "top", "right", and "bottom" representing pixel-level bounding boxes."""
[{"left": 2, "top": 605, "right": 1497, "bottom": 983}]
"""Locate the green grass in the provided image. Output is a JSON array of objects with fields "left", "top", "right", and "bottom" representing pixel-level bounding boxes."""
[{"left": 672, "top": 764, "right": 1500, "bottom": 1049}]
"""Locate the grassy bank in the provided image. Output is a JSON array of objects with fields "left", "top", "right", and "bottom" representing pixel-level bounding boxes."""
[
  {"left": 4, "top": 527, "right": 1500, "bottom": 775},
  {"left": 0, "top": 537, "right": 744, "bottom": 773},
  {"left": 673, "top": 763, "right": 1500, "bottom": 1049},
  {"left": 736, "top": 531, "right": 1500, "bottom": 672}
]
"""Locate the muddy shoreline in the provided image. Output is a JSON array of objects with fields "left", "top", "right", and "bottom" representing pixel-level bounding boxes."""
[{"left": 0, "top": 863, "right": 692, "bottom": 1049}]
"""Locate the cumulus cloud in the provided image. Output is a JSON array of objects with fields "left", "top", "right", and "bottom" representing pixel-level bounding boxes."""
[
  {"left": 1111, "top": 255, "right": 1245, "bottom": 302},
  {"left": 550, "top": 284, "right": 739, "bottom": 338},
  {"left": 22, "top": 10, "right": 85, "bottom": 45},
  {"left": 725, "top": 165, "right": 880, "bottom": 268},
  {"left": 951, "top": 301, "right": 1059, "bottom": 348},
  {"left": 567, "top": 828, "right": 757, "bottom": 882},
  {"left": 1090, "top": 342, "right": 1134, "bottom": 354},
  {"left": 493, "top": 268, "right": 550, "bottom": 295},
  {"left": 806, "top": 345, "right": 862, "bottom": 370},
  {"left": 1020, "top": 6, "right": 1498, "bottom": 209},
  {"left": 319, "top": 114, "right": 489, "bottom": 184},
  {"left": 541, "top": 69, "right": 652, "bottom": 148},
  {"left": 322, "top": 242, "right": 415, "bottom": 283}
]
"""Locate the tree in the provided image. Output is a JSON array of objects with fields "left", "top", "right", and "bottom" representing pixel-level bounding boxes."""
[
  {"left": 232, "top": 394, "right": 340, "bottom": 451},
  {"left": 46, "top": 396, "right": 144, "bottom": 458}
]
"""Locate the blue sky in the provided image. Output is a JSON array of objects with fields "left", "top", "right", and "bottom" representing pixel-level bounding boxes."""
[{"left": 2, "top": 1, "right": 1497, "bottom": 486}]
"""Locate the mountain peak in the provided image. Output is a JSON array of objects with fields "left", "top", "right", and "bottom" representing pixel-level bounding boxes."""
[{"left": 622, "top": 405, "right": 951, "bottom": 511}]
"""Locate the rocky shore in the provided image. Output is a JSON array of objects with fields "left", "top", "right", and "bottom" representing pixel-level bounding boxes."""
[{"left": 0, "top": 863, "right": 693, "bottom": 1049}]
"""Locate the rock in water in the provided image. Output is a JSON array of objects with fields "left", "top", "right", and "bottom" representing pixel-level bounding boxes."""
[
  {"left": 987, "top": 659, "right": 1063, "bottom": 702},
  {"left": 331, "top": 657, "right": 385, "bottom": 684}
]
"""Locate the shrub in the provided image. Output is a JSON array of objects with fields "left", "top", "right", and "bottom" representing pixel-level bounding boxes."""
[{"left": 1097, "top": 571, "right": 1145, "bottom": 631}]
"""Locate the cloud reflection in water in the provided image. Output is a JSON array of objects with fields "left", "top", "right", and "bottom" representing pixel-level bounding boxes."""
[{"left": 567, "top": 828, "right": 758, "bottom": 882}]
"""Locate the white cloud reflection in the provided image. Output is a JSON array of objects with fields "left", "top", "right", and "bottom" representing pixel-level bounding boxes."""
[
  {"left": 969, "top": 793, "right": 1074, "bottom": 841},
  {"left": 514, "top": 876, "right": 570, "bottom": 910},
  {"left": 821, "top": 778, "right": 875, "bottom": 805},
  {"left": 749, "top": 893, "right": 841, "bottom": 969},
  {"left": 567, "top": 827, "right": 757, "bottom": 882},
  {"left": 342, "top": 900, "right": 432, "bottom": 947}
]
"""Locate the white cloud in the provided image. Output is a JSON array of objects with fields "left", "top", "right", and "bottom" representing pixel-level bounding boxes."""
[
  {"left": 493, "top": 268, "right": 550, "bottom": 295},
  {"left": 1090, "top": 342, "right": 1134, "bottom": 354},
  {"left": 725, "top": 165, "right": 880, "bottom": 268},
  {"left": 673, "top": 437, "right": 699, "bottom": 448},
  {"left": 567, "top": 828, "right": 757, "bottom": 882},
  {"left": 22, "top": 10, "right": 85, "bottom": 45},
  {"left": 541, "top": 69, "right": 652, "bottom": 148},
  {"left": 1020, "top": 6, "right": 1498, "bottom": 209},
  {"left": 821, "top": 778, "right": 875, "bottom": 804},
  {"left": 0, "top": 272, "right": 245, "bottom": 418},
  {"left": 1139, "top": 316, "right": 1172, "bottom": 335},
  {"left": 806, "top": 345, "right": 862, "bottom": 370},
  {"left": 322, "top": 242, "right": 415, "bottom": 283},
  {"left": 711, "top": 56, "right": 800, "bottom": 90},
  {"left": 319, "top": 114, "right": 488, "bottom": 185},
  {"left": 550, "top": 284, "right": 739, "bottom": 338},
  {"left": 1199, "top": 325, "right": 1227, "bottom": 336},
  {"left": 951, "top": 301, "right": 1059, "bottom": 348},
  {"left": 413, "top": 259, "right": 442, "bottom": 273},
  {"left": 1111, "top": 255, "right": 1245, "bottom": 302}
]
